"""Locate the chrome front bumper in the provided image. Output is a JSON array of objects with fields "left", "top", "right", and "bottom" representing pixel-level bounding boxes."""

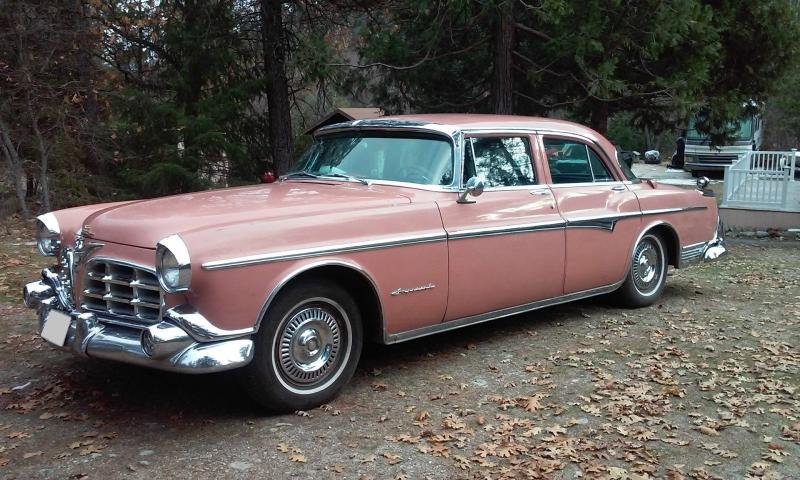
[
  {"left": 679, "top": 219, "right": 728, "bottom": 267},
  {"left": 23, "top": 270, "right": 254, "bottom": 374},
  {"left": 685, "top": 162, "right": 728, "bottom": 172},
  {"left": 702, "top": 237, "right": 727, "bottom": 262}
]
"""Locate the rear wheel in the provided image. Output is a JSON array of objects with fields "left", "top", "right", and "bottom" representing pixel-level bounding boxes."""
[
  {"left": 615, "top": 233, "right": 667, "bottom": 307},
  {"left": 240, "top": 280, "right": 362, "bottom": 411}
]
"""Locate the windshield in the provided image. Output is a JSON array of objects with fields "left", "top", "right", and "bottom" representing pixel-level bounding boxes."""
[
  {"left": 686, "top": 117, "right": 753, "bottom": 141},
  {"left": 292, "top": 133, "right": 454, "bottom": 186}
]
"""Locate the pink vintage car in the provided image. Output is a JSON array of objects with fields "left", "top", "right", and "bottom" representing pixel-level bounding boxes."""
[{"left": 23, "top": 114, "right": 725, "bottom": 410}]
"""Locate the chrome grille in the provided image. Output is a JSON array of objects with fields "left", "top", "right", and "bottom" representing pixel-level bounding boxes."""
[{"left": 81, "top": 260, "right": 163, "bottom": 326}]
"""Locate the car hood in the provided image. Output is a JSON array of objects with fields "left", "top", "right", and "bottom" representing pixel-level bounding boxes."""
[{"left": 83, "top": 181, "right": 412, "bottom": 248}]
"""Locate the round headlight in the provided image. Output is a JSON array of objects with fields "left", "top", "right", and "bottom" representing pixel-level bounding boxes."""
[
  {"left": 36, "top": 213, "right": 61, "bottom": 257},
  {"left": 156, "top": 234, "right": 191, "bottom": 293}
]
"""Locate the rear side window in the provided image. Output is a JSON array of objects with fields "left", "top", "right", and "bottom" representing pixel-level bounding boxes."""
[
  {"left": 464, "top": 137, "right": 535, "bottom": 187},
  {"left": 544, "top": 138, "right": 614, "bottom": 184}
]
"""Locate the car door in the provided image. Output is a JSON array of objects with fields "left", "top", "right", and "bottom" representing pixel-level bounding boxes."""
[
  {"left": 539, "top": 134, "right": 641, "bottom": 294},
  {"left": 437, "top": 134, "right": 566, "bottom": 321}
]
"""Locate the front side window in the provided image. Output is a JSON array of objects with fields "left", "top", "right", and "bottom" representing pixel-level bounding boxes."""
[
  {"left": 616, "top": 152, "right": 638, "bottom": 181},
  {"left": 544, "top": 138, "right": 614, "bottom": 184},
  {"left": 464, "top": 136, "right": 535, "bottom": 188},
  {"left": 293, "top": 133, "right": 454, "bottom": 186}
]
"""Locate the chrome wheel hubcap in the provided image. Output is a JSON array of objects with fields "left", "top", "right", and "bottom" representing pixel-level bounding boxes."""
[
  {"left": 633, "top": 238, "right": 661, "bottom": 294},
  {"left": 277, "top": 304, "right": 344, "bottom": 387}
]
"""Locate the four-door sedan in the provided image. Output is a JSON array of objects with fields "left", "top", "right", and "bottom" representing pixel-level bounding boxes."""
[{"left": 23, "top": 114, "right": 726, "bottom": 411}]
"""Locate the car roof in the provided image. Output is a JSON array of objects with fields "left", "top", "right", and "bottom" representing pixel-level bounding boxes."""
[
  {"left": 313, "top": 113, "right": 625, "bottom": 180},
  {"left": 383, "top": 114, "right": 590, "bottom": 133},
  {"left": 316, "top": 114, "right": 610, "bottom": 148}
]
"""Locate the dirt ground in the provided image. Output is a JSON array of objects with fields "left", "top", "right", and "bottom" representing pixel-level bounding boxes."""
[{"left": 0, "top": 223, "right": 798, "bottom": 480}]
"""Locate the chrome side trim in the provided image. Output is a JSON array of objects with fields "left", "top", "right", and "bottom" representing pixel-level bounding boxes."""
[
  {"left": 563, "top": 206, "right": 707, "bottom": 232},
  {"left": 279, "top": 176, "right": 460, "bottom": 193},
  {"left": 480, "top": 185, "right": 550, "bottom": 192},
  {"left": 548, "top": 181, "right": 629, "bottom": 189},
  {"left": 202, "top": 232, "right": 447, "bottom": 271},
  {"left": 316, "top": 120, "right": 459, "bottom": 139},
  {"left": 561, "top": 208, "right": 699, "bottom": 232},
  {"left": 566, "top": 218, "right": 620, "bottom": 232},
  {"left": 448, "top": 220, "right": 566, "bottom": 240},
  {"left": 383, "top": 280, "right": 623, "bottom": 344},
  {"left": 203, "top": 206, "right": 709, "bottom": 270},
  {"left": 641, "top": 206, "right": 707, "bottom": 216},
  {"left": 640, "top": 207, "right": 682, "bottom": 215}
]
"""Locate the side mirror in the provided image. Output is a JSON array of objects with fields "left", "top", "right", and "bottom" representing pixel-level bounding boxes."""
[
  {"left": 696, "top": 176, "right": 710, "bottom": 190},
  {"left": 457, "top": 176, "right": 485, "bottom": 204}
]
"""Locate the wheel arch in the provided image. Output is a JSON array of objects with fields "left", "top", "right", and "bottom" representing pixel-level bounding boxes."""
[
  {"left": 255, "top": 260, "right": 384, "bottom": 343},
  {"left": 637, "top": 221, "right": 680, "bottom": 268}
]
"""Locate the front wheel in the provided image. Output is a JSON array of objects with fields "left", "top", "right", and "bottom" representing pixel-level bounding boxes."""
[
  {"left": 614, "top": 233, "right": 668, "bottom": 307},
  {"left": 240, "top": 280, "right": 363, "bottom": 411}
]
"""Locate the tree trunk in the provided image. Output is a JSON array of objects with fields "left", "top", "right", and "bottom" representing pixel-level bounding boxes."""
[
  {"left": 260, "top": 0, "right": 294, "bottom": 176},
  {"left": 590, "top": 102, "right": 609, "bottom": 135},
  {"left": 74, "top": 0, "right": 103, "bottom": 175},
  {"left": 644, "top": 124, "right": 653, "bottom": 149},
  {"left": 0, "top": 116, "right": 30, "bottom": 218},
  {"left": 491, "top": 6, "right": 514, "bottom": 115},
  {"left": 25, "top": 90, "right": 51, "bottom": 213},
  {"left": 29, "top": 112, "right": 51, "bottom": 213}
]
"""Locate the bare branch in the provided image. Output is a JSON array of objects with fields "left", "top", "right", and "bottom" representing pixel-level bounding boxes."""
[{"left": 327, "top": 39, "right": 486, "bottom": 70}]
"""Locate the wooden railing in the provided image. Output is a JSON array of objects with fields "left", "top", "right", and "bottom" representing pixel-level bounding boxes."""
[{"left": 722, "top": 150, "right": 796, "bottom": 210}]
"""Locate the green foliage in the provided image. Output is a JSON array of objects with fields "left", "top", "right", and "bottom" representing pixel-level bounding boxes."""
[
  {"left": 607, "top": 113, "right": 646, "bottom": 151},
  {"left": 688, "top": 1, "right": 799, "bottom": 144},
  {"left": 104, "top": 0, "right": 266, "bottom": 196},
  {"left": 4, "top": 0, "right": 800, "bottom": 215},
  {"left": 351, "top": 1, "right": 496, "bottom": 113},
  {"left": 355, "top": 0, "right": 799, "bottom": 141}
]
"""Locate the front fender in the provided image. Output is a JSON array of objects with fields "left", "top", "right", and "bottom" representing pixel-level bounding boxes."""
[{"left": 182, "top": 202, "right": 449, "bottom": 334}]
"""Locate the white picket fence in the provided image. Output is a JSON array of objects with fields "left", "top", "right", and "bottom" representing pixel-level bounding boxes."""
[{"left": 722, "top": 150, "right": 797, "bottom": 210}]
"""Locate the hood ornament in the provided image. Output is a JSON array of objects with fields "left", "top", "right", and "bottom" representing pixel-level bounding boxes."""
[{"left": 75, "top": 228, "right": 103, "bottom": 262}]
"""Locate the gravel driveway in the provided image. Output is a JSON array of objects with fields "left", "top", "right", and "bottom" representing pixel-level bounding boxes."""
[{"left": 0, "top": 231, "right": 798, "bottom": 480}]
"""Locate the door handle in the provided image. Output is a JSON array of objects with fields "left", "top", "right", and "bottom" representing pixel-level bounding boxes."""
[
  {"left": 530, "top": 190, "right": 550, "bottom": 196},
  {"left": 611, "top": 185, "right": 626, "bottom": 191}
]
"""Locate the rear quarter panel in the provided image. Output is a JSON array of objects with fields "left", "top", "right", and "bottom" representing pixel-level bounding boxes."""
[{"left": 629, "top": 182, "right": 719, "bottom": 248}]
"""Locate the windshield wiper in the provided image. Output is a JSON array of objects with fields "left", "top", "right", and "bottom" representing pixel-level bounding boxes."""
[
  {"left": 284, "top": 170, "right": 321, "bottom": 180},
  {"left": 323, "top": 173, "right": 370, "bottom": 185}
]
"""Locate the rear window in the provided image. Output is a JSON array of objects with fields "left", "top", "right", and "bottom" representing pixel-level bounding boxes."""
[
  {"left": 464, "top": 136, "right": 535, "bottom": 187},
  {"left": 543, "top": 138, "right": 614, "bottom": 184}
]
